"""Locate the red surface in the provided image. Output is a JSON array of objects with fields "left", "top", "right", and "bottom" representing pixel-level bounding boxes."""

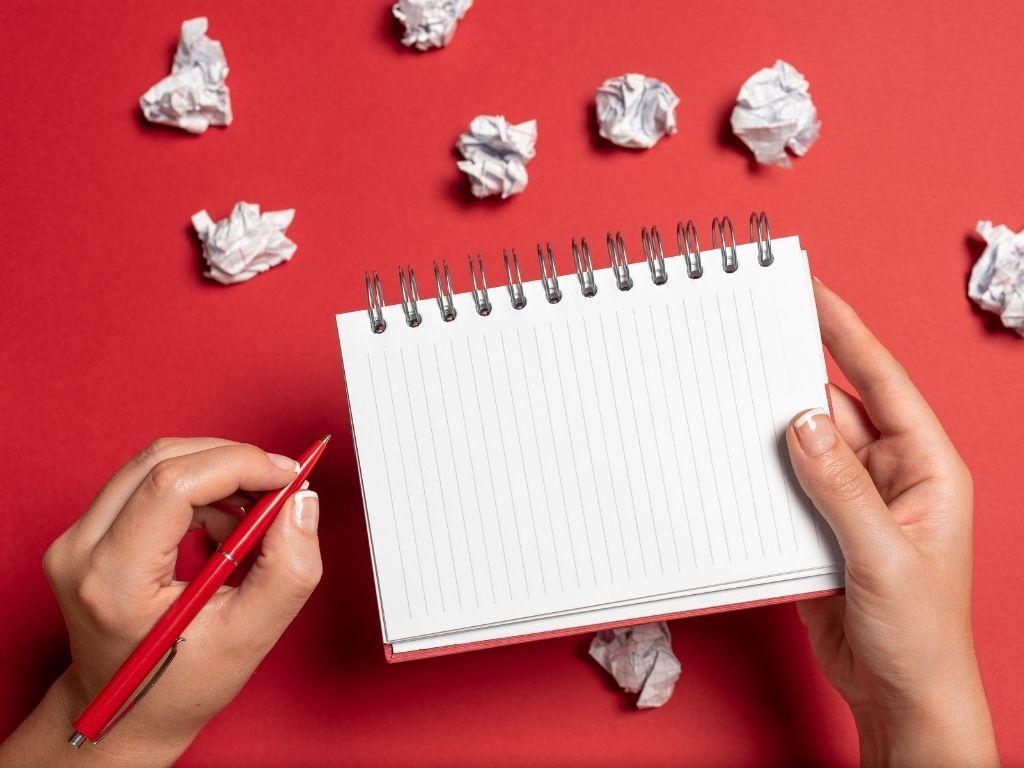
[{"left": 1, "top": 1, "right": 1021, "bottom": 765}]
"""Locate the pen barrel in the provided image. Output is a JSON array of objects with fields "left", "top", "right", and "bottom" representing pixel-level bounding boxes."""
[{"left": 72, "top": 554, "right": 234, "bottom": 741}]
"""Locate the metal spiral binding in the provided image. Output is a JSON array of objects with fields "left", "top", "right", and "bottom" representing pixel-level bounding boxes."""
[
  {"left": 676, "top": 220, "right": 702, "bottom": 279},
  {"left": 503, "top": 248, "right": 527, "bottom": 309},
  {"left": 749, "top": 211, "right": 773, "bottom": 267},
  {"left": 433, "top": 260, "right": 457, "bottom": 322},
  {"left": 468, "top": 254, "right": 492, "bottom": 315},
  {"left": 641, "top": 226, "right": 668, "bottom": 285},
  {"left": 606, "top": 231, "right": 633, "bottom": 291},
  {"left": 711, "top": 216, "right": 739, "bottom": 273},
  {"left": 398, "top": 266, "right": 422, "bottom": 327},
  {"left": 572, "top": 237, "right": 597, "bottom": 297},
  {"left": 537, "top": 243, "right": 562, "bottom": 303},
  {"left": 362, "top": 211, "right": 777, "bottom": 332},
  {"left": 365, "top": 271, "right": 386, "bottom": 334}
]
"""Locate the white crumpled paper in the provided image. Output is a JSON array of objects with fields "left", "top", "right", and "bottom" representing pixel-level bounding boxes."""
[
  {"left": 140, "top": 17, "right": 232, "bottom": 134},
  {"left": 969, "top": 221, "right": 1024, "bottom": 336},
  {"left": 393, "top": 0, "right": 472, "bottom": 51},
  {"left": 589, "top": 622, "right": 681, "bottom": 709},
  {"left": 455, "top": 115, "right": 537, "bottom": 199},
  {"left": 730, "top": 60, "right": 820, "bottom": 167},
  {"left": 192, "top": 203, "right": 296, "bottom": 285},
  {"left": 595, "top": 73, "right": 679, "bottom": 149}
]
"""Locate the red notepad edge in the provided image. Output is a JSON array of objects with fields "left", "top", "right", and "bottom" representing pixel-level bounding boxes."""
[{"left": 384, "top": 586, "right": 843, "bottom": 663}]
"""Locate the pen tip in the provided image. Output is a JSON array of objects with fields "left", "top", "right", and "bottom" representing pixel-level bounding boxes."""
[{"left": 321, "top": 434, "right": 332, "bottom": 444}]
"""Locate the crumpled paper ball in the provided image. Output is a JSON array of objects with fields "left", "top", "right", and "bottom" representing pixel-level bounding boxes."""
[
  {"left": 192, "top": 203, "right": 297, "bottom": 285},
  {"left": 393, "top": 0, "right": 472, "bottom": 51},
  {"left": 139, "top": 17, "right": 232, "bottom": 134},
  {"left": 455, "top": 115, "right": 537, "bottom": 199},
  {"left": 730, "top": 59, "right": 820, "bottom": 167},
  {"left": 595, "top": 73, "right": 679, "bottom": 149},
  {"left": 969, "top": 221, "right": 1024, "bottom": 336},
  {"left": 589, "top": 622, "right": 681, "bottom": 709}
]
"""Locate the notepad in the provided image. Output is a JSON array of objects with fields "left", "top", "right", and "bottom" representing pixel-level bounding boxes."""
[{"left": 336, "top": 220, "right": 843, "bottom": 661}]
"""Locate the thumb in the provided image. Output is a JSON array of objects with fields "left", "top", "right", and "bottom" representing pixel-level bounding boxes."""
[
  {"left": 786, "top": 409, "right": 902, "bottom": 574},
  {"left": 227, "top": 490, "right": 323, "bottom": 649}
]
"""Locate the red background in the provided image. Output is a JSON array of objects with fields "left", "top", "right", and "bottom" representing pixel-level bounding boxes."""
[{"left": 2, "top": 1, "right": 1021, "bottom": 765}]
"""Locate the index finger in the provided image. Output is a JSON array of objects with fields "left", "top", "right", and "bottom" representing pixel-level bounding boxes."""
[
  {"left": 93, "top": 444, "right": 300, "bottom": 585},
  {"left": 70, "top": 437, "right": 240, "bottom": 547},
  {"left": 814, "top": 279, "right": 941, "bottom": 437}
]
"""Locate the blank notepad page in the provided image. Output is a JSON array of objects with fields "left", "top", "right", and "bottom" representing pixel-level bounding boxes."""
[{"left": 337, "top": 236, "right": 842, "bottom": 644}]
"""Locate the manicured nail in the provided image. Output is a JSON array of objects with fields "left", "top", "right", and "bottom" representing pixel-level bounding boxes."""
[
  {"left": 268, "top": 453, "right": 300, "bottom": 473},
  {"left": 793, "top": 409, "right": 835, "bottom": 456},
  {"left": 293, "top": 491, "right": 319, "bottom": 533}
]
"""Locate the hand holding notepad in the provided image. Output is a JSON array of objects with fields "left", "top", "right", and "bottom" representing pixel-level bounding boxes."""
[{"left": 337, "top": 212, "right": 845, "bottom": 659}]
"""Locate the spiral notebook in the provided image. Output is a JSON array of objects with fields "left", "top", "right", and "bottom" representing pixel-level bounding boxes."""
[{"left": 336, "top": 214, "right": 844, "bottom": 662}]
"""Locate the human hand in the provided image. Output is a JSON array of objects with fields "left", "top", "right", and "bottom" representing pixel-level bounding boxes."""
[
  {"left": 787, "top": 281, "right": 998, "bottom": 767},
  {"left": 0, "top": 438, "right": 322, "bottom": 768}
]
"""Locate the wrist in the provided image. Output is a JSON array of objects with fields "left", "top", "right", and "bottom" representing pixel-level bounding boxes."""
[
  {"left": 851, "top": 665, "right": 998, "bottom": 768},
  {"left": 42, "top": 669, "right": 194, "bottom": 768}
]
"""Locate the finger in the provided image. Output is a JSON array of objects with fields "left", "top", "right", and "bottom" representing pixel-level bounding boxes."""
[
  {"left": 71, "top": 438, "right": 240, "bottom": 547},
  {"left": 196, "top": 482, "right": 309, "bottom": 543},
  {"left": 828, "top": 383, "right": 877, "bottom": 455},
  {"left": 795, "top": 595, "right": 846, "bottom": 668},
  {"left": 226, "top": 491, "right": 322, "bottom": 649},
  {"left": 94, "top": 444, "right": 300, "bottom": 584},
  {"left": 191, "top": 506, "right": 243, "bottom": 543},
  {"left": 210, "top": 493, "right": 253, "bottom": 515},
  {"left": 786, "top": 408, "right": 903, "bottom": 574},
  {"left": 814, "top": 279, "right": 940, "bottom": 437}
]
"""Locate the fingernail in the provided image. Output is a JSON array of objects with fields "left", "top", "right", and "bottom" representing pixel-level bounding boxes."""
[
  {"left": 293, "top": 491, "right": 319, "bottom": 533},
  {"left": 793, "top": 409, "right": 835, "bottom": 456},
  {"left": 268, "top": 453, "right": 300, "bottom": 473},
  {"left": 300, "top": 480, "right": 310, "bottom": 490}
]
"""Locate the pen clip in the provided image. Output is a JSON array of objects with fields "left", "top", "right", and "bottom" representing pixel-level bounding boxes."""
[{"left": 92, "top": 637, "right": 185, "bottom": 744}]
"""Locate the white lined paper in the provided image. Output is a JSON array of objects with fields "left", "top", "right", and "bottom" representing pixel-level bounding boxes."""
[{"left": 339, "top": 236, "right": 842, "bottom": 644}]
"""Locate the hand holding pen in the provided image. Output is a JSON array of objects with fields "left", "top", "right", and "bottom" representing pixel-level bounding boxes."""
[{"left": 1, "top": 438, "right": 325, "bottom": 768}]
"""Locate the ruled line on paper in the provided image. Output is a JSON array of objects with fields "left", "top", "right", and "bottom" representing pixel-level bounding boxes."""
[
  {"left": 765, "top": 285, "right": 813, "bottom": 550},
  {"left": 681, "top": 298, "right": 732, "bottom": 563},
  {"left": 748, "top": 288, "right": 797, "bottom": 551},
  {"left": 733, "top": 291, "right": 782, "bottom": 555},
  {"left": 631, "top": 306, "right": 681, "bottom": 572},
  {"left": 564, "top": 318, "right": 614, "bottom": 584},
  {"left": 614, "top": 310, "right": 664, "bottom": 576},
  {"left": 598, "top": 314, "right": 648, "bottom": 578},
  {"left": 716, "top": 293, "right": 766, "bottom": 559},
  {"left": 665, "top": 302, "right": 716, "bottom": 566},
  {"left": 450, "top": 339, "right": 497, "bottom": 606},
  {"left": 369, "top": 353, "right": 412, "bottom": 620},
  {"left": 512, "top": 328, "right": 566, "bottom": 592},
  {"left": 433, "top": 343, "right": 479, "bottom": 608},
  {"left": 386, "top": 349, "right": 430, "bottom": 614},
  {"left": 482, "top": 334, "right": 535, "bottom": 597},
  {"left": 581, "top": 319, "right": 631, "bottom": 581},
  {"left": 648, "top": 304, "right": 698, "bottom": 569},
  {"left": 415, "top": 346, "right": 464, "bottom": 611},
  {"left": 531, "top": 326, "right": 582, "bottom": 590},
  {"left": 548, "top": 322, "right": 597, "bottom": 588},
  {"left": 700, "top": 295, "right": 749, "bottom": 561},
  {"left": 494, "top": 332, "right": 549, "bottom": 594},
  {"left": 610, "top": 311, "right": 667, "bottom": 577},
  {"left": 468, "top": 339, "right": 516, "bottom": 606}
]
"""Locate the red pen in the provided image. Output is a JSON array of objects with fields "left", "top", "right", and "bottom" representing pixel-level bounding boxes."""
[{"left": 68, "top": 435, "right": 331, "bottom": 747}]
